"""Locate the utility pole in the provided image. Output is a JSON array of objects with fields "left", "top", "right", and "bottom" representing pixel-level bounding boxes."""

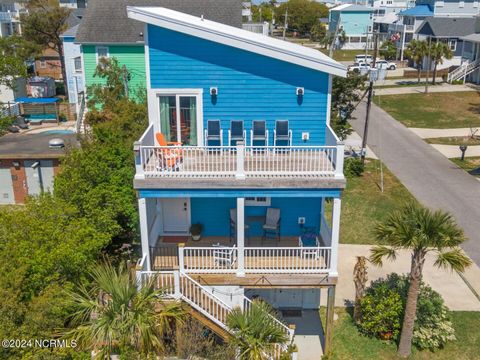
[
  {"left": 282, "top": 9, "right": 288, "bottom": 40},
  {"left": 425, "top": 35, "right": 432, "bottom": 93},
  {"left": 361, "top": 30, "right": 379, "bottom": 165}
]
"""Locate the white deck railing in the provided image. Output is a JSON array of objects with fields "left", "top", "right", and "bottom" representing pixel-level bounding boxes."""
[
  {"left": 177, "top": 246, "right": 332, "bottom": 274},
  {"left": 134, "top": 141, "right": 344, "bottom": 179}
]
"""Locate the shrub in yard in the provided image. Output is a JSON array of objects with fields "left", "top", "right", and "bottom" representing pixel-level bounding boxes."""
[
  {"left": 358, "top": 273, "right": 456, "bottom": 350},
  {"left": 344, "top": 157, "right": 365, "bottom": 177},
  {"left": 357, "top": 281, "right": 403, "bottom": 340}
]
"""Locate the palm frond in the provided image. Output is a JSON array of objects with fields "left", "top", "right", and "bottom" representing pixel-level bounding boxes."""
[
  {"left": 434, "top": 248, "right": 472, "bottom": 272},
  {"left": 369, "top": 245, "right": 397, "bottom": 266}
]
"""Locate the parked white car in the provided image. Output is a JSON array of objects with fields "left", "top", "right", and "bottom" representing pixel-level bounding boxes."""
[
  {"left": 348, "top": 63, "right": 371, "bottom": 73},
  {"left": 354, "top": 54, "right": 374, "bottom": 64},
  {"left": 375, "top": 60, "right": 397, "bottom": 70}
]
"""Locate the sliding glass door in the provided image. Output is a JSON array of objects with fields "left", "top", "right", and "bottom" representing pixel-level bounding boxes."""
[{"left": 158, "top": 94, "right": 199, "bottom": 145}]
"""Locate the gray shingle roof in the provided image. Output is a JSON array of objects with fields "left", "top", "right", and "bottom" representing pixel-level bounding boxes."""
[
  {"left": 417, "top": 17, "right": 477, "bottom": 38},
  {"left": 75, "top": 0, "right": 242, "bottom": 44}
]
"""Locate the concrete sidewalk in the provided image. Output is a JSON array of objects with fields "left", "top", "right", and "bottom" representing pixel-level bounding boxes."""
[
  {"left": 409, "top": 127, "right": 475, "bottom": 139},
  {"left": 430, "top": 144, "right": 480, "bottom": 158},
  {"left": 374, "top": 83, "right": 476, "bottom": 95},
  {"left": 329, "top": 244, "right": 480, "bottom": 311}
]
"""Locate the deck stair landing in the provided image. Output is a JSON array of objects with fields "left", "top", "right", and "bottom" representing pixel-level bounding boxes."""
[{"left": 141, "top": 271, "right": 294, "bottom": 351}]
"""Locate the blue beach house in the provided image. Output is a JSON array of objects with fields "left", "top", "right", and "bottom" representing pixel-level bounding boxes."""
[
  {"left": 128, "top": 6, "right": 347, "bottom": 353},
  {"left": 329, "top": 4, "right": 374, "bottom": 50}
]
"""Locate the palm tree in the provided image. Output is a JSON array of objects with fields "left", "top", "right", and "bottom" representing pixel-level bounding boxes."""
[
  {"left": 226, "top": 299, "right": 289, "bottom": 360},
  {"left": 64, "top": 261, "right": 184, "bottom": 358},
  {"left": 370, "top": 202, "right": 472, "bottom": 358},
  {"left": 406, "top": 40, "right": 428, "bottom": 83},
  {"left": 429, "top": 41, "right": 453, "bottom": 84}
]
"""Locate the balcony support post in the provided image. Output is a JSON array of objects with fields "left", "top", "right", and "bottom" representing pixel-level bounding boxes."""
[
  {"left": 133, "top": 141, "right": 144, "bottom": 178},
  {"left": 138, "top": 197, "right": 151, "bottom": 272},
  {"left": 235, "top": 142, "right": 246, "bottom": 179},
  {"left": 330, "top": 197, "right": 341, "bottom": 277},
  {"left": 236, "top": 197, "right": 246, "bottom": 277},
  {"left": 335, "top": 142, "right": 344, "bottom": 178}
]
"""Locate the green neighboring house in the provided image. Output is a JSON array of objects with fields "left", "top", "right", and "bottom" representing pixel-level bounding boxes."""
[{"left": 75, "top": 0, "right": 243, "bottom": 100}]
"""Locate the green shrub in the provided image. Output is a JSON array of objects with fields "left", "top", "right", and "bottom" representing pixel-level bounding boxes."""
[
  {"left": 344, "top": 157, "right": 365, "bottom": 177},
  {"left": 357, "top": 282, "right": 403, "bottom": 340},
  {"left": 358, "top": 273, "right": 455, "bottom": 350}
]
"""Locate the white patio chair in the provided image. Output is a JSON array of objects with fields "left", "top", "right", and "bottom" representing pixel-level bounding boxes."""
[{"left": 213, "top": 243, "right": 237, "bottom": 268}]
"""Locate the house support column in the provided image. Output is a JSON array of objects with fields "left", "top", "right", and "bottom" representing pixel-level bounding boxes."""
[
  {"left": 236, "top": 197, "right": 245, "bottom": 277},
  {"left": 138, "top": 197, "right": 151, "bottom": 271},
  {"left": 324, "top": 285, "right": 336, "bottom": 355},
  {"left": 330, "top": 198, "right": 341, "bottom": 277}
]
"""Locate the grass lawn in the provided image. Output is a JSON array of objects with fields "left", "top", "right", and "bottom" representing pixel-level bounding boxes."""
[
  {"left": 425, "top": 137, "right": 480, "bottom": 146},
  {"left": 334, "top": 160, "right": 416, "bottom": 245},
  {"left": 450, "top": 156, "right": 480, "bottom": 177},
  {"left": 373, "top": 91, "right": 480, "bottom": 128},
  {"left": 320, "top": 49, "right": 374, "bottom": 62},
  {"left": 322, "top": 308, "right": 480, "bottom": 360}
]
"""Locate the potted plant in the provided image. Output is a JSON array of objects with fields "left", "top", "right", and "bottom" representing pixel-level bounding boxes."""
[{"left": 189, "top": 223, "right": 203, "bottom": 241}]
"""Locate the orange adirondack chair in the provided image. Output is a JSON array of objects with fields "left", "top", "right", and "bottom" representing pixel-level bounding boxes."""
[{"left": 155, "top": 133, "right": 183, "bottom": 169}]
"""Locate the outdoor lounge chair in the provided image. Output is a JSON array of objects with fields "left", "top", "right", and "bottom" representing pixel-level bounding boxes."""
[
  {"left": 250, "top": 120, "right": 268, "bottom": 146},
  {"left": 262, "top": 208, "right": 281, "bottom": 242},
  {"left": 273, "top": 120, "right": 292, "bottom": 146},
  {"left": 229, "top": 208, "right": 250, "bottom": 243},
  {"left": 155, "top": 133, "right": 183, "bottom": 170},
  {"left": 14, "top": 116, "right": 28, "bottom": 130},
  {"left": 228, "top": 120, "right": 246, "bottom": 146},
  {"left": 204, "top": 119, "right": 223, "bottom": 146}
]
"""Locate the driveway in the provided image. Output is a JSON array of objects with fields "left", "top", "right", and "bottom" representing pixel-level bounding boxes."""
[{"left": 350, "top": 101, "right": 480, "bottom": 265}]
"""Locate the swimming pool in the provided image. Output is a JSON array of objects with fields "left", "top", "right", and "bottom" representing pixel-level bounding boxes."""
[{"left": 42, "top": 130, "right": 75, "bottom": 135}]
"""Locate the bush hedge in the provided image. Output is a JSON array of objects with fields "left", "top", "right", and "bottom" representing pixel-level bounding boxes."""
[{"left": 357, "top": 273, "right": 455, "bottom": 350}]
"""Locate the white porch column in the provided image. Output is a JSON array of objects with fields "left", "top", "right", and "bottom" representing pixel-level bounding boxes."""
[
  {"left": 138, "top": 198, "right": 151, "bottom": 271},
  {"left": 236, "top": 197, "right": 246, "bottom": 277},
  {"left": 330, "top": 197, "right": 341, "bottom": 277}
]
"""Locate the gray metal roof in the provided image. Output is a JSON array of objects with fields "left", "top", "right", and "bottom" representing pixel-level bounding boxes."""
[
  {"left": 0, "top": 132, "right": 78, "bottom": 159},
  {"left": 75, "top": 0, "right": 242, "bottom": 44},
  {"left": 417, "top": 17, "right": 477, "bottom": 38},
  {"left": 462, "top": 33, "right": 480, "bottom": 43}
]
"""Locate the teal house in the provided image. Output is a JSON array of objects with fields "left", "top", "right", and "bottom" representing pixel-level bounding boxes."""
[{"left": 329, "top": 4, "right": 374, "bottom": 50}]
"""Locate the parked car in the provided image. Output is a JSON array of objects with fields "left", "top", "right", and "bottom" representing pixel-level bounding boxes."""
[
  {"left": 375, "top": 60, "right": 397, "bottom": 70},
  {"left": 348, "top": 63, "right": 371, "bottom": 73}
]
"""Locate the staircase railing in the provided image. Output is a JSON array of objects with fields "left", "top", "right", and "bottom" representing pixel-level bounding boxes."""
[
  {"left": 447, "top": 60, "right": 480, "bottom": 83},
  {"left": 137, "top": 270, "right": 295, "bottom": 355},
  {"left": 75, "top": 93, "right": 86, "bottom": 134}
]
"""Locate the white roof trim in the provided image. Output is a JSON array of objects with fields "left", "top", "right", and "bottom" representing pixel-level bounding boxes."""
[{"left": 127, "top": 6, "right": 347, "bottom": 77}]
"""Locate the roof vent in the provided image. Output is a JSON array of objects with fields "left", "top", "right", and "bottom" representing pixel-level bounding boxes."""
[{"left": 49, "top": 138, "right": 65, "bottom": 149}]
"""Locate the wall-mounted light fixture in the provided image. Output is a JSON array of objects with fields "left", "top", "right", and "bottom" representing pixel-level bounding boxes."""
[
  {"left": 210, "top": 87, "right": 218, "bottom": 96},
  {"left": 296, "top": 87, "right": 304, "bottom": 96},
  {"left": 12, "top": 161, "right": 20, "bottom": 168}
]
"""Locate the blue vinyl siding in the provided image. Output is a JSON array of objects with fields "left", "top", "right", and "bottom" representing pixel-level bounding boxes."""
[
  {"left": 148, "top": 25, "right": 330, "bottom": 146},
  {"left": 190, "top": 197, "right": 322, "bottom": 237}
]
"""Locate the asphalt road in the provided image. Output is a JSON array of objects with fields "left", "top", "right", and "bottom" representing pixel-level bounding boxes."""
[{"left": 350, "top": 101, "right": 480, "bottom": 265}]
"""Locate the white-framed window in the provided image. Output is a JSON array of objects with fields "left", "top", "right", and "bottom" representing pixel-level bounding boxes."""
[
  {"left": 459, "top": 1, "right": 464, "bottom": 7},
  {"left": 474, "top": 1, "right": 479, "bottom": 8},
  {"left": 449, "top": 39, "right": 457, "bottom": 51},
  {"left": 245, "top": 197, "right": 271, "bottom": 206},
  {"left": 39, "top": 60, "right": 46, "bottom": 68},
  {"left": 95, "top": 46, "right": 109, "bottom": 63},
  {"left": 73, "top": 56, "right": 82, "bottom": 72}
]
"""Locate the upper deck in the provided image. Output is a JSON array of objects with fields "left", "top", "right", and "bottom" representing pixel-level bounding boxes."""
[{"left": 134, "top": 124, "right": 345, "bottom": 189}]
